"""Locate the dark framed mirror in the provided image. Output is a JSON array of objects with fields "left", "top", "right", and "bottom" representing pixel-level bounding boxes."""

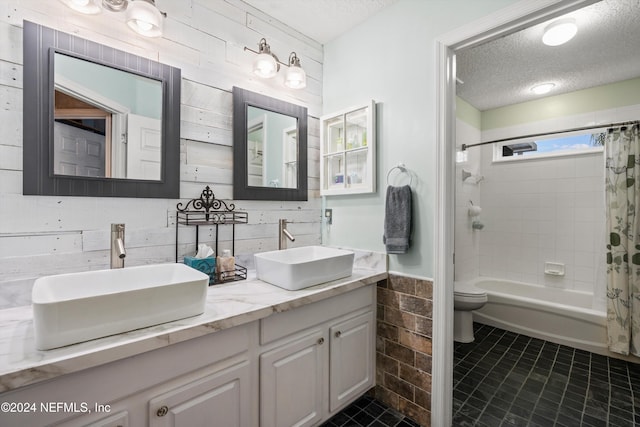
[
  {"left": 23, "top": 21, "right": 181, "bottom": 198},
  {"left": 232, "top": 87, "right": 308, "bottom": 201}
]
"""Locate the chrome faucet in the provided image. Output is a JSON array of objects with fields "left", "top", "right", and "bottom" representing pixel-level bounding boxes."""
[
  {"left": 110, "top": 223, "right": 126, "bottom": 268},
  {"left": 279, "top": 219, "right": 295, "bottom": 250}
]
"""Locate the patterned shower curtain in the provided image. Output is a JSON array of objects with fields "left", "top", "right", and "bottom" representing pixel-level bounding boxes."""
[{"left": 605, "top": 123, "right": 640, "bottom": 356}]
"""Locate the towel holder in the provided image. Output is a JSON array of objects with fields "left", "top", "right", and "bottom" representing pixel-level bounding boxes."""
[{"left": 386, "top": 163, "right": 413, "bottom": 187}]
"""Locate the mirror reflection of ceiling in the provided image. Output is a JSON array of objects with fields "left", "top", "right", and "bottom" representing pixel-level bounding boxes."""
[{"left": 456, "top": 0, "right": 640, "bottom": 111}]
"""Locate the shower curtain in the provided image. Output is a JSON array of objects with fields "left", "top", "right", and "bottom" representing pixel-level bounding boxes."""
[{"left": 605, "top": 124, "right": 640, "bottom": 356}]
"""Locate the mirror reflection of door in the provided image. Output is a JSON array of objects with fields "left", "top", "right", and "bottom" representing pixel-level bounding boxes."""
[
  {"left": 247, "top": 106, "right": 298, "bottom": 189},
  {"left": 247, "top": 115, "right": 266, "bottom": 187},
  {"left": 53, "top": 52, "right": 163, "bottom": 181},
  {"left": 54, "top": 117, "right": 107, "bottom": 178},
  {"left": 282, "top": 126, "right": 297, "bottom": 188},
  {"left": 126, "top": 114, "right": 162, "bottom": 180}
]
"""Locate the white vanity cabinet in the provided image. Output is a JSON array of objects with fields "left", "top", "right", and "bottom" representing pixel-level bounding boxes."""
[
  {"left": 0, "top": 283, "right": 376, "bottom": 427},
  {"left": 320, "top": 101, "right": 376, "bottom": 196},
  {"left": 0, "top": 324, "right": 257, "bottom": 427},
  {"left": 259, "top": 285, "right": 376, "bottom": 426}
]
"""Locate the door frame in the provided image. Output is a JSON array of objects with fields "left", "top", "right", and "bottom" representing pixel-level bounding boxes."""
[{"left": 432, "top": 0, "right": 599, "bottom": 424}]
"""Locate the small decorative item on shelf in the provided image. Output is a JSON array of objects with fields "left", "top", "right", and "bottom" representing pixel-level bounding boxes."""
[
  {"left": 217, "top": 249, "right": 236, "bottom": 282},
  {"left": 184, "top": 244, "right": 216, "bottom": 285},
  {"left": 176, "top": 186, "right": 248, "bottom": 285}
]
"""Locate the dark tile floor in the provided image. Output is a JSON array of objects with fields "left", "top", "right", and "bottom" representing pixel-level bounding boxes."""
[
  {"left": 321, "top": 394, "right": 420, "bottom": 427},
  {"left": 453, "top": 323, "right": 640, "bottom": 427}
]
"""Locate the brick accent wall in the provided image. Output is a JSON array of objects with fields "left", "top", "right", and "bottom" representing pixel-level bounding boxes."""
[{"left": 375, "top": 274, "right": 433, "bottom": 426}]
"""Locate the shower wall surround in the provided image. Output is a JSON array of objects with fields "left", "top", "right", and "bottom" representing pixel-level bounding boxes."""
[
  {"left": 456, "top": 99, "right": 640, "bottom": 311},
  {"left": 0, "top": 2, "right": 324, "bottom": 308},
  {"left": 454, "top": 118, "right": 482, "bottom": 282}
]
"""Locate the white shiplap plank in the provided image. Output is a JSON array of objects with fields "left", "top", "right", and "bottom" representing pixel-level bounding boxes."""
[
  {"left": 0, "top": 110, "right": 22, "bottom": 148},
  {"left": 185, "top": 140, "right": 233, "bottom": 169},
  {"left": 0, "top": 61, "right": 21, "bottom": 89},
  {"left": 0, "top": 232, "right": 82, "bottom": 257},
  {"left": 0, "top": 170, "right": 21, "bottom": 194},
  {"left": 0, "top": 145, "right": 21, "bottom": 171},
  {"left": 0, "top": 22, "right": 22, "bottom": 65}
]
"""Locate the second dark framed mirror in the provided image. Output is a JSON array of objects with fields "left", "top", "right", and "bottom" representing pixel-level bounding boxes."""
[{"left": 232, "top": 87, "right": 308, "bottom": 201}]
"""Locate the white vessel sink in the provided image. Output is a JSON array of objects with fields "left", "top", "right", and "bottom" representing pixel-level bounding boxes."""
[
  {"left": 255, "top": 246, "right": 354, "bottom": 291},
  {"left": 32, "top": 263, "right": 209, "bottom": 350}
]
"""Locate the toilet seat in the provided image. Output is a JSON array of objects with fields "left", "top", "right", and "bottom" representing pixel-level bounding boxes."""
[{"left": 454, "top": 282, "right": 486, "bottom": 297}]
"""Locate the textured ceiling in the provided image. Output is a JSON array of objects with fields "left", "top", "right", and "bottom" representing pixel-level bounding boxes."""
[
  {"left": 241, "top": 0, "right": 400, "bottom": 44},
  {"left": 456, "top": 0, "right": 640, "bottom": 111}
]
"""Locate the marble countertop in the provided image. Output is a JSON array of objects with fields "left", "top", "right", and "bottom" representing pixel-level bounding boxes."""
[{"left": 0, "top": 253, "right": 386, "bottom": 394}]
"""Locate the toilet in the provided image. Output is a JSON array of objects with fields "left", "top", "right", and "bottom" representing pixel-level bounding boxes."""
[{"left": 454, "top": 282, "right": 488, "bottom": 343}]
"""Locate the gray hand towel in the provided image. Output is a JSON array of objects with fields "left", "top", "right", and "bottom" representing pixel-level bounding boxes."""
[{"left": 383, "top": 185, "right": 412, "bottom": 254}]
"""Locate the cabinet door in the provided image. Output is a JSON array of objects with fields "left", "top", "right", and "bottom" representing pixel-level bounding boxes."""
[
  {"left": 149, "top": 360, "right": 250, "bottom": 427},
  {"left": 329, "top": 312, "right": 375, "bottom": 412},
  {"left": 260, "top": 330, "right": 326, "bottom": 427}
]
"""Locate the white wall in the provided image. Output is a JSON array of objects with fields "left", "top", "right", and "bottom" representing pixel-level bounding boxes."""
[
  {"left": 0, "top": 0, "right": 323, "bottom": 308},
  {"left": 321, "top": 0, "right": 520, "bottom": 279}
]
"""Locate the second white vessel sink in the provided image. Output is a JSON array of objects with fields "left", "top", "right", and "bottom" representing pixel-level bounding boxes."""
[
  {"left": 255, "top": 246, "right": 354, "bottom": 291},
  {"left": 32, "top": 263, "right": 209, "bottom": 350}
]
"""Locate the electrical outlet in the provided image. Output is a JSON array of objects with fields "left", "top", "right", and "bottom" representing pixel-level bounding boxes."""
[{"left": 324, "top": 208, "right": 333, "bottom": 225}]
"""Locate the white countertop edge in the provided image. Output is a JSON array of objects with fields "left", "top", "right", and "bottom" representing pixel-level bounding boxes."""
[{"left": 0, "top": 268, "right": 386, "bottom": 393}]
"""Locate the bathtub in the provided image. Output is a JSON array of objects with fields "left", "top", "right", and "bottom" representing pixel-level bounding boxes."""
[{"left": 467, "top": 278, "right": 611, "bottom": 356}]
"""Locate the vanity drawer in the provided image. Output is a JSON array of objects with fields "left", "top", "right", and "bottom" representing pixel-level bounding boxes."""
[{"left": 260, "top": 285, "right": 374, "bottom": 345}]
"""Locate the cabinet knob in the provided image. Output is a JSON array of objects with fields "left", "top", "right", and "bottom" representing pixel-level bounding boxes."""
[
  {"left": 157, "top": 405, "right": 169, "bottom": 417},
  {"left": 317, "top": 337, "right": 325, "bottom": 345},
  {"left": 335, "top": 331, "right": 342, "bottom": 338}
]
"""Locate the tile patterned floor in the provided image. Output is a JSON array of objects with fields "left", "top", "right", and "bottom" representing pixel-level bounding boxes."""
[
  {"left": 321, "top": 395, "right": 420, "bottom": 427},
  {"left": 453, "top": 323, "right": 640, "bottom": 426}
]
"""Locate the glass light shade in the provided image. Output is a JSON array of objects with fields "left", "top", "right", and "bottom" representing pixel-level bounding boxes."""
[
  {"left": 285, "top": 65, "right": 307, "bottom": 89},
  {"left": 126, "top": 0, "right": 163, "bottom": 37},
  {"left": 60, "top": 0, "right": 101, "bottom": 14},
  {"left": 542, "top": 19, "right": 577, "bottom": 46},
  {"left": 531, "top": 83, "right": 555, "bottom": 95},
  {"left": 253, "top": 53, "right": 278, "bottom": 78}
]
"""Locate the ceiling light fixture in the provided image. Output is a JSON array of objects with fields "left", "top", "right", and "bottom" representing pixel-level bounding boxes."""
[
  {"left": 542, "top": 18, "right": 578, "bottom": 46},
  {"left": 60, "top": 0, "right": 166, "bottom": 37},
  {"left": 244, "top": 39, "right": 307, "bottom": 90},
  {"left": 284, "top": 52, "right": 307, "bottom": 89},
  {"left": 530, "top": 83, "right": 555, "bottom": 95}
]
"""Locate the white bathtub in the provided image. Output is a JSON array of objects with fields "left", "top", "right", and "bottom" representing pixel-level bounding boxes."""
[{"left": 467, "top": 278, "right": 612, "bottom": 356}]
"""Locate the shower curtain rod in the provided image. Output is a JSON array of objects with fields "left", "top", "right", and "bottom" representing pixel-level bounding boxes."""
[{"left": 461, "top": 120, "right": 640, "bottom": 151}]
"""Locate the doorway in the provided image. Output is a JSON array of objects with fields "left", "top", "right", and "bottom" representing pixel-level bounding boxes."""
[{"left": 432, "top": 0, "right": 600, "bottom": 424}]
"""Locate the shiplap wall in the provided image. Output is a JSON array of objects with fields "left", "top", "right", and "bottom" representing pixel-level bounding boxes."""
[{"left": 0, "top": 0, "right": 323, "bottom": 308}]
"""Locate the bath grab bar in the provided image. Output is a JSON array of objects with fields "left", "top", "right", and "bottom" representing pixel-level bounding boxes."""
[{"left": 386, "top": 162, "right": 413, "bottom": 187}]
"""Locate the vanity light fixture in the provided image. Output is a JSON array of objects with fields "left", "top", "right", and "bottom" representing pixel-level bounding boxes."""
[
  {"left": 244, "top": 38, "right": 307, "bottom": 89},
  {"left": 248, "top": 38, "right": 279, "bottom": 78},
  {"left": 530, "top": 82, "right": 555, "bottom": 95},
  {"left": 126, "top": 0, "right": 165, "bottom": 37},
  {"left": 59, "top": 0, "right": 166, "bottom": 37},
  {"left": 59, "top": 0, "right": 101, "bottom": 14},
  {"left": 284, "top": 52, "right": 307, "bottom": 89},
  {"left": 542, "top": 18, "right": 578, "bottom": 46}
]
